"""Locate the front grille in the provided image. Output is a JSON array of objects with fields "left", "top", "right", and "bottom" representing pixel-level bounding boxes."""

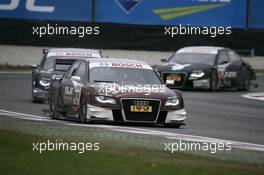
[
  {"left": 121, "top": 99, "right": 160, "bottom": 122},
  {"left": 162, "top": 72, "right": 187, "bottom": 88}
]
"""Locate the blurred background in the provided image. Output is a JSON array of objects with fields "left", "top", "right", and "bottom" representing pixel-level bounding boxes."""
[{"left": 0, "top": 0, "right": 263, "bottom": 52}]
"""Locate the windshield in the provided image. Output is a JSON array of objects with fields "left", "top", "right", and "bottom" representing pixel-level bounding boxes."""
[
  {"left": 90, "top": 67, "right": 162, "bottom": 85},
  {"left": 169, "top": 53, "right": 216, "bottom": 65},
  {"left": 43, "top": 57, "right": 78, "bottom": 72}
]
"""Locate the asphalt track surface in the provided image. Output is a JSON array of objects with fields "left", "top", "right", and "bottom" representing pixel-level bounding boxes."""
[{"left": 0, "top": 73, "right": 263, "bottom": 145}]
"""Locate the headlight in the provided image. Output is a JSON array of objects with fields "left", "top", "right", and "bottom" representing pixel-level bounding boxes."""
[
  {"left": 189, "top": 70, "right": 205, "bottom": 79},
  {"left": 165, "top": 97, "right": 179, "bottom": 106},
  {"left": 39, "top": 79, "right": 50, "bottom": 87},
  {"left": 95, "top": 96, "right": 116, "bottom": 104}
]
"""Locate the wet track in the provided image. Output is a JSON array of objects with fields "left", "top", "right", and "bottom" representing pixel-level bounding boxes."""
[{"left": 0, "top": 73, "right": 264, "bottom": 144}]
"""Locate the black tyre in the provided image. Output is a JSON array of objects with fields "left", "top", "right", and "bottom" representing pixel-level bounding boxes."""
[
  {"left": 49, "top": 90, "right": 57, "bottom": 119},
  {"left": 79, "top": 94, "right": 87, "bottom": 123},
  {"left": 210, "top": 70, "right": 219, "bottom": 91},
  {"left": 238, "top": 69, "right": 251, "bottom": 91},
  {"left": 32, "top": 96, "right": 43, "bottom": 103}
]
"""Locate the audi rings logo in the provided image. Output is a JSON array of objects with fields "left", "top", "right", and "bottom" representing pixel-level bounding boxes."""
[{"left": 134, "top": 100, "right": 149, "bottom": 106}]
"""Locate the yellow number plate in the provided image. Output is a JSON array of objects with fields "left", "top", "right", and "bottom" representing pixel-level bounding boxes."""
[
  {"left": 130, "top": 105, "right": 152, "bottom": 112},
  {"left": 167, "top": 75, "right": 181, "bottom": 82}
]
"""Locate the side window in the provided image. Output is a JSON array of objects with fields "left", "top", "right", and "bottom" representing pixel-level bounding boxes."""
[
  {"left": 228, "top": 51, "right": 241, "bottom": 63},
  {"left": 43, "top": 57, "right": 54, "bottom": 71},
  {"left": 217, "top": 51, "right": 229, "bottom": 65},
  {"left": 74, "top": 63, "right": 86, "bottom": 81},
  {"left": 66, "top": 62, "right": 80, "bottom": 79}
]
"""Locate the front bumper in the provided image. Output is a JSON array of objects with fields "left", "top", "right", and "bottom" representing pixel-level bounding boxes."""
[
  {"left": 162, "top": 72, "right": 210, "bottom": 89},
  {"left": 167, "top": 78, "right": 210, "bottom": 90},
  {"left": 192, "top": 79, "right": 210, "bottom": 89},
  {"left": 32, "top": 87, "right": 49, "bottom": 100},
  {"left": 86, "top": 104, "right": 186, "bottom": 124},
  {"left": 165, "top": 109, "right": 187, "bottom": 123},
  {"left": 87, "top": 104, "right": 114, "bottom": 121}
]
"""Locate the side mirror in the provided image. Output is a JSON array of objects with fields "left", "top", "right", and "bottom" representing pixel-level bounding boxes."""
[
  {"left": 166, "top": 80, "right": 174, "bottom": 85},
  {"left": 218, "top": 60, "right": 229, "bottom": 65},
  {"left": 43, "top": 49, "right": 49, "bottom": 54},
  {"left": 71, "top": 76, "right": 81, "bottom": 82},
  {"left": 161, "top": 59, "right": 168, "bottom": 62},
  {"left": 30, "top": 64, "right": 38, "bottom": 69}
]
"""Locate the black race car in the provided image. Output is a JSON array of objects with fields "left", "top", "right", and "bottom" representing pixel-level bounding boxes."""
[
  {"left": 153, "top": 46, "right": 257, "bottom": 91},
  {"left": 31, "top": 48, "right": 102, "bottom": 103},
  {"left": 49, "top": 58, "right": 186, "bottom": 127}
]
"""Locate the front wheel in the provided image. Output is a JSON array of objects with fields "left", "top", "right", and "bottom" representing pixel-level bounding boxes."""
[
  {"left": 79, "top": 94, "right": 89, "bottom": 123},
  {"left": 210, "top": 71, "right": 219, "bottom": 92},
  {"left": 238, "top": 69, "right": 251, "bottom": 91},
  {"left": 49, "top": 90, "right": 57, "bottom": 119}
]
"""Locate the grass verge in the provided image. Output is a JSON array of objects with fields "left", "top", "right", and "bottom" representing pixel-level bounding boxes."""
[
  {"left": 0, "top": 64, "right": 31, "bottom": 71},
  {"left": 0, "top": 129, "right": 263, "bottom": 175}
]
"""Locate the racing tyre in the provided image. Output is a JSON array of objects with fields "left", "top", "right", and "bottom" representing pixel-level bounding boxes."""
[
  {"left": 32, "top": 97, "right": 43, "bottom": 103},
  {"left": 238, "top": 69, "right": 251, "bottom": 91},
  {"left": 210, "top": 70, "right": 219, "bottom": 92},
  {"left": 49, "top": 90, "right": 57, "bottom": 119},
  {"left": 79, "top": 94, "right": 88, "bottom": 123}
]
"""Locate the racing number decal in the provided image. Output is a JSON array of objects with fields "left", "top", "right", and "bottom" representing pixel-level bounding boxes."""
[
  {"left": 218, "top": 66, "right": 237, "bottom": 80},
  {"left": 64, "top": 86, "right": 74, "bottom": 95},
  {"left": 64, "top": 82, "right": 82, "bottom": 105},
  {"left": 72, "top": 81, "right": 83, "bottom": 105},
  {"left": 219, "top": 71, "right": 237, "bottom": 79},
  {"left": 225, "top": 72, "right": 237, "bottom": 78}
]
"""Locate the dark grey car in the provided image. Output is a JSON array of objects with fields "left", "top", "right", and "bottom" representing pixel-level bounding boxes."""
[
  {"left": 154, "top": 46, "right": 257, "bottom": 91},
  {"left": 32, "top": 48, "right": 102, "bottom": 103}
]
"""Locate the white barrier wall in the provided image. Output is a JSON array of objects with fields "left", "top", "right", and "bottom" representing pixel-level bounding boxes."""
[{"left": 0, "top": 45, "right": 263, "bottom": 70}]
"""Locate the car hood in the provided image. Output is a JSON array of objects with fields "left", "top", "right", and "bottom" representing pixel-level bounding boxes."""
[
  {"left": 155, "top": 63, "right": 214, "bottom": 72},
  {"left": 86, "top": 82, "right": 181, "bottom": 100}
]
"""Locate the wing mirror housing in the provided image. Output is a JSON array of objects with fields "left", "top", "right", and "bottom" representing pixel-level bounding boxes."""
[
  {"left": 219, "top": 60, "right": 229, "bottom": 65},
  {"left": 161, "top": 59, "right": 168, "bottom": 62},
  {"left": 166, "top": 80, "right": 175, "bottom": 85},
  {"left": 71, "top": 76, "right": 81, "bottom": 82},
  {"left": 30, "top": 64, "right": 38, "bottom": 69}
]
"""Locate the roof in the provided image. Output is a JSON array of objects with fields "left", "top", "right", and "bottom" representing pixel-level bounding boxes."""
[
  {"left": 86, "top": 58, "right": 147, "bottom": 64},
  {"left": 82, "top": 58, "right": 153, "bottom": 70},
  {"left": 49, "top": 48, "right": 100, "bottom": 53},
  {"left": 177, "top": 46, "right": 225, "bottom": 54},
  {"left": 46, "top": 48, "right": 102, "bottom": 58}
]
